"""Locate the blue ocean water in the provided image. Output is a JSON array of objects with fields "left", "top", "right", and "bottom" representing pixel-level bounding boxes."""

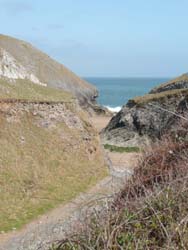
[{"left": 85, "top": 77, "right": 170, "bottom": 111}]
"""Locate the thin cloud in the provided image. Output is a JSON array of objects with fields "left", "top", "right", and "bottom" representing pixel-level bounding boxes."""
[
  {"left": 47, "top": 24, "right": 64, "bottom": 31},
  {"left": 31, "top": 24, "right": 64, "bottom": 33},
  {"left": 31, "top": 27, "right": 40, "bottom": 32},
  {"left": 1, "top": 0, "right": 34, "bottom": 14}
]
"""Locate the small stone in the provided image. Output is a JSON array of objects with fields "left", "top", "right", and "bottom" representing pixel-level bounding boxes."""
[{"left": 20, "top": 136, "right": 25, "bottom": 144}]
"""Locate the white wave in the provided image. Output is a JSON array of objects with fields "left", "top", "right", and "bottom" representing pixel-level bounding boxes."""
[{"left": 105, "top": 106, "right": 122, "bottom": 113}]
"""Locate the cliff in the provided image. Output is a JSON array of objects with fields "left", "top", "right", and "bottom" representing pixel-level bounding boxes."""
[
  {"left": 102, "top": 75, "right": 188, "bottom": 147},
  {"left": 0, "top": 34, "right": 98, "bottom": 106}
]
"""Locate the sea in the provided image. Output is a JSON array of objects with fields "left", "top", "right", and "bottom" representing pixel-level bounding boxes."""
[{"left": 85, "top": 77, "right": 170, "bottom": 112}]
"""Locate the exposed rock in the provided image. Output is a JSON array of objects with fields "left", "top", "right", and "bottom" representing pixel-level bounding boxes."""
[
  {"left": 0, "top": 100, "right": 85, "bottom": 130},
  {"left": 0, "top": 34, "right": 98, "bottom": 106},
  {"left": 91, "top": 104, "right": 113, "bottom": 116},
  {"left": 150, "top": 73, "right": 188, "bottom": 94},
  {"left": 102, "top": 78, "right": 188, "bottom": 147},
  {"left": 0, "top": 48, "right": 46, "bottom": 86}
]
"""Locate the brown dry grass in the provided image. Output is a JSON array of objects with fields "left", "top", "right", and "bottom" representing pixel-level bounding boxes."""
[
  {"left": 54, "top": 135, "right": 188, "bottom": 250},
  {"left": 118, "top": 137, "right": 188, "bottom": 201},
  {"left": 129, "top": 88, "right": 188, "bottom": 106},
  {"left": 151, "top": 73, "right": 188, "bottom": 92}
]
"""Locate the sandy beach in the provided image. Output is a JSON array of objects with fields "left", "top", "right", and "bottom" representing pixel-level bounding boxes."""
[{"left": 90, "top": 115, "right": 112, "bottom": 133}]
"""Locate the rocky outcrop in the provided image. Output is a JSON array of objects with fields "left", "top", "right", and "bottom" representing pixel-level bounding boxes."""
[
  {"left": 102, "top": 77, "right": 188, "bottom": 147},
  {"left": 91, "top": 104, "right": 112, "bottom": 116},
  {"left": 150, "top": 73, "right": 188, "bottom": 94},
  {"left": 0, "top": 34, "right": 98, "bottom": 106}
]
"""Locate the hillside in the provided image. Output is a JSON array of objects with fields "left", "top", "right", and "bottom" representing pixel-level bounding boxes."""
[
  {"left": 0, "top": 79, "right": 107, "bottom": 233},
  {"left": 0, "top": 34, "right": 98, "bottom": 106}
]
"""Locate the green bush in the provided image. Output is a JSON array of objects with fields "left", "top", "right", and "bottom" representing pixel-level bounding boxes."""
[{"left": 104, "top": 144, "right": 140, "bottom": 153}]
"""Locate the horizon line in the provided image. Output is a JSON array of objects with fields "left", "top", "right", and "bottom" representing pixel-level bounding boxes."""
[{"left": 82, "top": 76, "right": 172, "bottom": 79}]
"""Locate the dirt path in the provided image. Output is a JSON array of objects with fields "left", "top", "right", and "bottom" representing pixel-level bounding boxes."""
[
  {"left": 0, "top": 115, "right": 140, "bottom": 250},
  {"left": 91, "top": 115, "right": 140, "bottom": 174},
  {"left": 0, "top": 175, "right": 130, "bottom": 250}
]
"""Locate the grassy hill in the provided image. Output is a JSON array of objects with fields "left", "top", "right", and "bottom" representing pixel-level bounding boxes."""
[
  {"left": 0, "top": 79, "right": 107, "bottom": 232},
  {"left": 0, "top": 34, "right": 97, "bottom": 104}
]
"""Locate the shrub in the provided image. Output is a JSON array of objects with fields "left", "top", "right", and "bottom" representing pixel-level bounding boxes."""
[{"left": 52, "top": 137, "right": 188, "bottom": 250}]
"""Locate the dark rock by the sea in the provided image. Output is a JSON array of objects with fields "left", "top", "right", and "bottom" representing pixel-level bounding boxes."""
[{"left": 102, "top": 74, "right": 188, "bottom": 147}]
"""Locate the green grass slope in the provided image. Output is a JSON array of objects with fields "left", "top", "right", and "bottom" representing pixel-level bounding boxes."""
[
  {"left": 0, "top": 79, "right": 107, "bottom": 232},
  {"left": 0, "top": 78, "right": 73, "bottom": 102},
  {"left": 0, "top": 106, "right": 107, "bottom": 232}
]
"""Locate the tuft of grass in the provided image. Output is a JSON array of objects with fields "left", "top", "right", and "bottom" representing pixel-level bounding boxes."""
[
  {"left": 54, "top": 136, "right": 188, "bottom": 250},
  {"left": 104, "top": 144, "right": 140, "bottom": 153},
  {"left": 128, "top": 87, "right": 188, "bottom": 106},
  {"left": 151, "top": 73, "right": 188, "bottom": 93}
]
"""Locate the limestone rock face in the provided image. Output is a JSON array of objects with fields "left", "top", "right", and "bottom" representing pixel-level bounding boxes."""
[
  {"left": 102, "top": 75, "right": 188, "bottom": 147},
  {"left": 0, "top": 34, "right": 98, "bottom": 106},
  {"left": 0, "top": 48, "right": 46, "bottom": 86}
]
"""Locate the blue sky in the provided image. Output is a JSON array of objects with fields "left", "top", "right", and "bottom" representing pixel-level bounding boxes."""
[{"left": 0, "top": 0, "right": 188, "bottom": 77}]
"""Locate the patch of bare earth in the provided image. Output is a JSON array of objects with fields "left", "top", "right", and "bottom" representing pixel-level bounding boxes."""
[
  {"left": 106, "top": 151, "right": 140, "bottom": 171},
  {"left": 90, "top": 115, "right": 111, "bottom": 133}
]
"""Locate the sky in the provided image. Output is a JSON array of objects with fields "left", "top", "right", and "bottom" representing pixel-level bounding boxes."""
[{"left": 0, "top": 0, "right": 188, "bottom": 77}]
